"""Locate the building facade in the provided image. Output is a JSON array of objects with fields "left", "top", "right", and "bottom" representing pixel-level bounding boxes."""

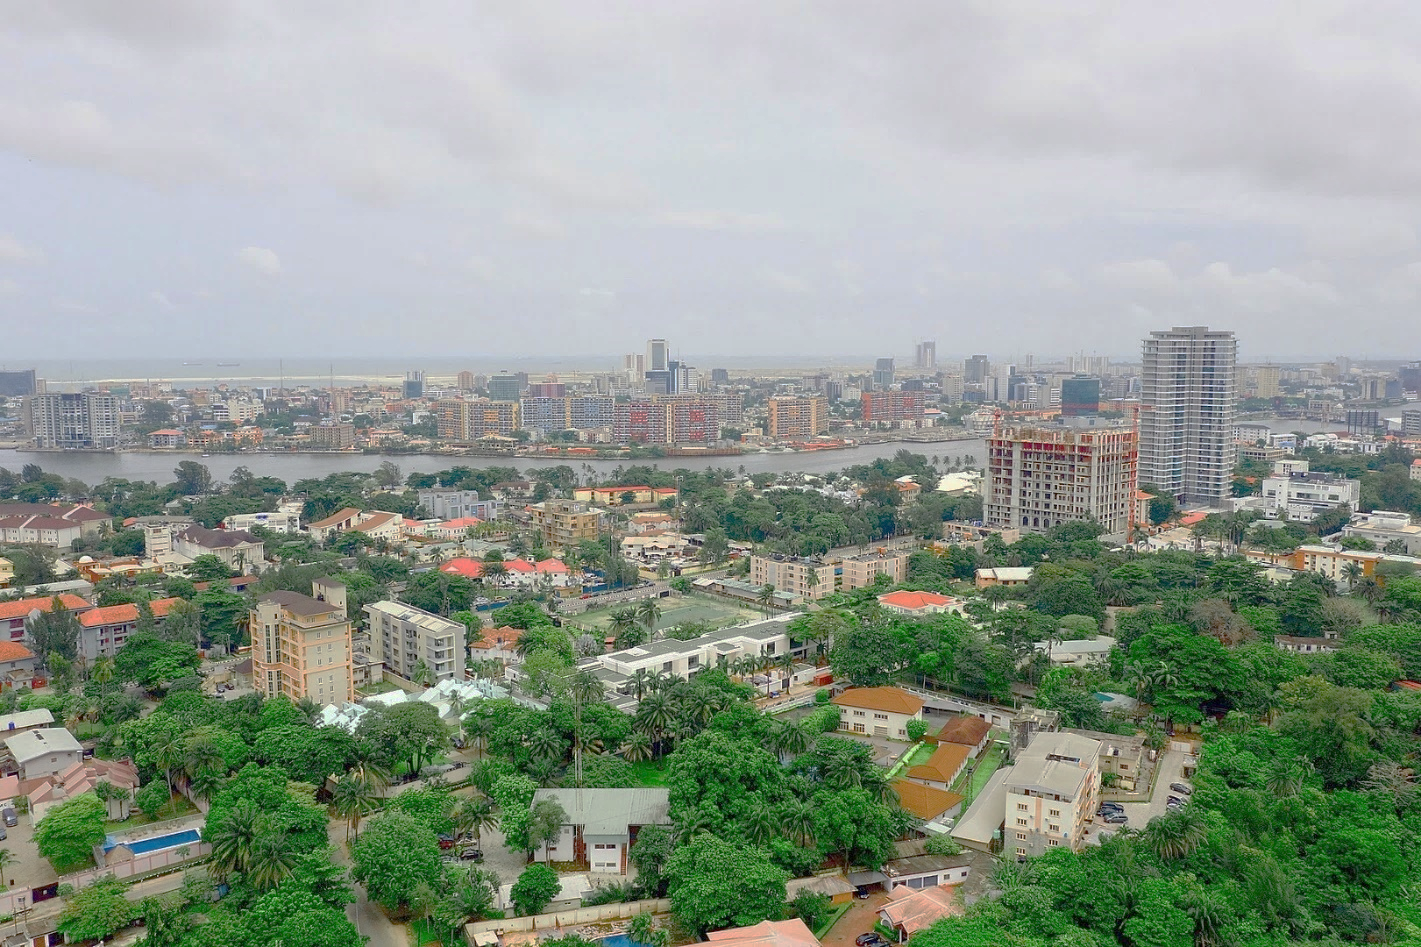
[
  {"left": 529, "top": 499, "right": 604, "bottom": 552},
  {"left": 750, "top": 554, "right": 835, "bottom": 601},
  {"left": 251, "top": 591, "right": 354, "bottom": 705},
  {"left": 24, "top": 392, "right": 122, "bottom": 448},
  {"left": 1260, "top": 472, "right": 1360, "bottom": 521},
  {"left": 1139, "top": 326, "right": 1237, "bottom": 506},
  {"left": 520, "top": 395, "right": 616, "bottom": 433},
  {"left": 861, "top": 391, "right": 922, "bottom": 425},
  {"left": 984, "top": 425, "right": 1138, "bottom": 535},
  {"left": 363, "top": 600, "right": 462, "bottom": 684},
  {"left": 1004, "top": 732, "right": 1101, "bottom": 857},
  {"left": 840, "top": 550, "right": 911, "bottom": 590},
  {"left": 416, "top": 489, "right": 501, "bottom": 522},
  {"left": 766, "top": 395, "right": 829, "bottom": 438}
]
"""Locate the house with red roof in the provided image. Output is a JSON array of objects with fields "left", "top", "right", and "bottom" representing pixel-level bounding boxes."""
[
  {"left": 440, "top": 557, "right": 486, "bottom": 579},
  {"left": 0, "top": 642, "right": 37, "bottom": 686},
  {"left": 0, "top": 594, "right": 92, "bottom": 642},
  {"left": 878, "top": 590, "right": 965, "bottom": 617},
  {"left": 77, "top": 597, "right": 182, "bottom": 660}
]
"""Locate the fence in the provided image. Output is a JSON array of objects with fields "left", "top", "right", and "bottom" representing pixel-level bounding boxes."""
[
  {"left": 559, "top": 582, "right": 670, "bottom": 616},
  {"left": 464, "top": 898, "right": 672, "bottom": 942},
  {"left": 62, "top": 842, "right": 212, "bottom": 889}
]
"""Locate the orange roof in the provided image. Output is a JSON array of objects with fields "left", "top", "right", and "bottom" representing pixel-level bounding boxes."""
[
  {"left": 149, "top": 597, "right": 182, "bottom": 618},
  {"left": 906, "top": 742, "right": 971, "bottom": 784},
  {"left": 1179, "top": 511, "right": 1208, "bottom": 527},
  {"left": 831, "top": 686, "right": 924, "bottom": 715},
  {"left": 440, "top": 517, "right": 483, "bottom": 529},
  {"left": 891, "top": 780, "right": 965, "bottom": 821},
  {"left": 936, "top": 714, "right": 992, "bottom": 747},
  {"left": 505, "top": 559, "right": 536, "bottom": 572},
  {"left": 0, "top": 594, "right": 90, "bottom": 622},
  {"left": 78, "top": 603, "right": 139, "bottom": 627},
  {"left": 472, "top": 625, "right": 523, "bottom": 650},
  {"left": 880, "top": 884, "right": 963, "bottom": 934},
  {"left": 0, "top": 641, "right": 35, "bottom": 662},
  {"left": 879, "top": 590, "right": 955, "bottom": 610},
  {"left": 441, "top": 558, "right": 485, "bottom": 578},
  {"left": 535, "top": 559, "right": 568, "bottom": 573}
]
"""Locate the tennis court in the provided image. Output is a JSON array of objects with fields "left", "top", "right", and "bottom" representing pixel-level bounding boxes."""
[{"left": 576, "top": 593, "right": 764, "bottom": 634}]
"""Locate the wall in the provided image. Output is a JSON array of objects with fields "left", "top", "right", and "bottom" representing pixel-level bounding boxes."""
[{"left": 464, "top": 898, "right": 672, "bottom": 942}]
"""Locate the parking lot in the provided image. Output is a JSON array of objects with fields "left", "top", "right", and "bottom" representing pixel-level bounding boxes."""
[
  {"left": 1088, "top": 746, "right": 1190, "bottom": 842},
  {"left": 2, "top": 808, "right": 57, "bottom": 893}
]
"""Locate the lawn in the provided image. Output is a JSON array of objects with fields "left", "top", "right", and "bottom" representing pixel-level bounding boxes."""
[
  {"left": 625, "top": 758, "right": 671, "bottom": 787},
  {"left": 885, "top": 741, "right": 933, "bottom": 778},
  {"left": 575, "top": 593, "right": 763, "bottom": 635},
  {"left": 106, "top": 793, "right": 199, "bottom": 832},
  {"left": 411, "top": 917, "right": 461, "bottom": 947},
  {"left": 950, "top": 743, "right": 1007, "bottom": 801}
]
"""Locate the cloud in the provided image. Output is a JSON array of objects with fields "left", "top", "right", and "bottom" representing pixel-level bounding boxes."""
[
  {"left": 0, "top": 278, "right": 18, "bottom": 295},
  {"left": 1097, "top": 259, "right": 1179, "bottom": 294},
  {"left": 464, "top": 255, "right": 496, "bottom": 281},
  {"left": 760, "top": 267, "right": 812, "bottom": 294},
  {"left": 504, "top": 209, "right": 567, "bottom": 240},
  {"left": 657, "top": 210, "right": 788, "bottom": 232},
  {"left": 150, "top": 290, "right": 175, "bottom": 309},
  {"left": 235, "top": 246, "right": 281, "bottom": 275},
  {"left": 0, "top": 234, "right": 45, "bottom": 265}
]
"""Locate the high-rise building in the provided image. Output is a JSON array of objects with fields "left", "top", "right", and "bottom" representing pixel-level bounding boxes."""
[
  {"left": 529, "top": 499, "right": 604, "bottom": 552},
  {"left": 363, "top": 601, "right": 462, "bottom": 685},
  {"left": 646, "top": 339, "right": 670, "bottom": 373},
  {"left": 436, "top": 399, "right": 519, "bottom": 440},
  {"left": 872, "top": 358, "right": 896, "bottom": 390},
  {"left": 1139, "top": 326, "right": 1237, "bottom": 507},
  {"left": 251, "top": 591, "right": 354, "bottom": 705},
  {"left": 985, "top": 424, "right": 1138, "bottom": 535},
  {"left": 456, "top": 371, "right": 475, "bottom": 391},
  {"left": 487, "top": 373, "right": 522, "bottom": 402},
  {"left": 766, "top": 395, "right": 829, "bottom": 438},
  {"left": 1346, "top": 409, "right": 1381, "bottom": 435},
  {"left": 710, "top": 368, "right": 730, "bottom": 386},
  {"left": 0, "top": 370, "right": 37, "bottom": 397},
  {"left": 964, "top": 355, "right": 991, "bottom": 384},
  {"left": 914, "top": 341, "right": 937, "bottom": 371},
  {"left": 402, "top": 371, "right": 425, "bottom": 400},
  {"left": 24, "top": 392, "right": 121, "bottom": 448},
  {"left": 612, "top": 399, "right": 720, "bottom": 443},
  {"left": 1059, "top": 376, "right": 1101, "bottom": 417},
  {"left": 526, "top": 382, "right": 566, "bottom": 399},
  {"left": 1253, "top": 366, "right": 1281, "bottom": 399},
  {"left": 861, "top": 391, "right": 922, "bottom": 425},
  {"left": 520, "top": 395, "right": 615, "bottom": 432}
]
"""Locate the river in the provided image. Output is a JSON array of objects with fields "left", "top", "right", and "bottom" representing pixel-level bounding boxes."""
[{"left": 0, "top": 416, "right": 1340, "bottom": 487}]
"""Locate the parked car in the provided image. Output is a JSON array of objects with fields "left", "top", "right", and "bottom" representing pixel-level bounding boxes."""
[
  {"left": 0, "top": 826, "right": 8, "bottom": 841},
  {"left": 458, "top": 848, "right": 483, "bottom": 861},
  {"left": 856, "top": 936, "right": 886, "bottom": 947},
  {"left": 2, "top": 808, "right": 15, "bottom": 827},
  {"left": 1170, "top": 782, "right": 1193, "bottom": 795},
  {"left": 1166, "top": 795, "right": 1184, "bottom": 807},
  {"left": 1098, "top": 801, "right": 1124, "bottom": 811},
  {"left": 437, "top": 834, "right": 456, "bottom": 850},
  {"left": 1102, "top": 811, "right": 1128, "bottom": 825}
]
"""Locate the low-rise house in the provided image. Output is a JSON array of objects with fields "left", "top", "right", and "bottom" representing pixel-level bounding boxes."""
[
  {"left": 0, "top": 709, "right": 53, "bottom": 737},
  {"left": 147, "top": 429, "right": 186, "bottom": 448},
  {"left": 892, "top": 780, "right": 965, "bottom": 824},
  {"left": 1275, "top": 635, "right": 1339, "bottom": 655},
  {"left": 470, "top": 626, "right": 523, "bottom": 666},
  {"left": 308, "top": 507, "right": 364, "bottom": 544},
  {"left": 878, "top": 590, "right": 965, "bottom": 617},
  {"left": 529, "top": 787, "right": 671, "bottom": 874},
  {"left": 26, "top": 758, "right": 139, "bottom": 821},
  {"left": 0, "top": 556, "right": 11, "bottom": 588},
  {"left": 784, "top": 875, "right": 856, "bottom": 906},
  {"left": 0, "top": 594, "right": 91, "bottom": 643},
  {"left": 975, "top": 566, "right": 1034, "bottom": 588},
  {"left": 223, "top": 502, "right": 303, "bottom": 533},
  {"left": 831, "top": 686, "right": 924, "bottom": 739},
  {"left": 0, "top": 643, "right": 37, "bottom": 687},
  {"left": 1063, "top": 728, "right": 1147, "bottom": 791},
  {"left": 440, "top": 557, "right": 487, "bottom": 580},
  {"left": 705, "top": 918, "right": 820, "bottom": 947},
  {"left": 878, "top": 884, "right": 963, "bottom": 938},
  {"left": 583, "top": 615, "right": 810, "bottom": 695},
  {"left": 349, "top": 511, "right": 403, "bottom": 543},
  {"left": 931, "top": 714, "right": 993, "bottom": 757},
  {"left": 1343, "top": 510, "right": 1421, "bottom": 555},
  {"left": 173, "top": 525, "right": 265, "bottom": 573},
  {"left": 5, "top": 728, "right": 83, "bottom": 780},
  {"left": 883, "top": 854, "right": 972, "bottom": 892},
  {"left": 1037, "top": 635, "right": 1117, "bottom": 667},
  {"left": 904, "top": 743, "right": 971, "bottom": 791}
]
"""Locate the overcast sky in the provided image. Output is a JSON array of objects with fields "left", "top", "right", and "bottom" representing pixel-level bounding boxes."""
[{"left": 3, "top": 2, "right": 1421, "bottom": 362}]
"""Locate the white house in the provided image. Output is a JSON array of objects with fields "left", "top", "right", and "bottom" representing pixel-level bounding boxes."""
[
  {"left": 831, "top": 686, "right": 924, "bottom": 739},
  {"left": 530, "top": 788, "right": 671, "bottom": 874},
  {"left": 5, "top": 728, "right": 83, "bottom": 780}
]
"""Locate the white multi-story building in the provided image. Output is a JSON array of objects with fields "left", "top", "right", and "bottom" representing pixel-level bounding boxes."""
[
  {"left": 1139, "top": 326, "right": 1237, "bottom": 507},
  {"left": 984, "top": 424, "right": 1138, "bottom": 536},
  {"left": 363, "top": 600, "right": 462, "bottom": 684},
  {"left": 750, "top": 555, "right": 836, "bottom": 601},
  {"left": 1260, "top": 472, "right": 1360, "bottom": 521},
  {"left": 223, "top": 501, "right": 304, "bottom": 533},
  {"left": 1343, "top": 511, "right": 1421, "bottom": 555},
  {"left": 23, "top": 392, "right": 122, "bottom": 449},
  {"left": 1004, "top": 731, "right": 1101, "bottom": 857},
  {"left": 416, "top": 489, "right": 500, "bottom": 521}
]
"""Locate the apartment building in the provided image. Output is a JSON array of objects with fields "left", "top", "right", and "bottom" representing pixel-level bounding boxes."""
[
  {"left": 861, "top": 391, "right": 922, "bottom": 425},
  {"left": 1343, "top": 511, "right": 1421, "bottom": 555},
  {"left": 1004, "top": 731, "right": 1101, "bottom": 857},
  {"left": 766, "top": 395, "right": 829, "bottom": 438},
  {"left": 363, "top": 600, "right": 462, "bottom": 685},
  {"left": 24, "top": 392, "right": 122, "bottom": 448},
  {"left": 436, "top": 398, "right": 520, "bottom": 441},
  {"left": 984, "top": 424, "right": 1138, "bottom": 535},
  {"left": 519, "top": 395, "right": 616, "bottom": 433},
  {"left": 309, "top": 422, "right": 356, "bottom": 449},
  {"left": 750, "top": 554, "right": 835, "bottom": 601},
  {"left": 839, "top": 550, "right": 911, "bottom": 590},
  {"left": 1139, "top": 326, "right": 1237, "bottom": 507},
  {"left": 612, "top": 400, "right": 720, "bottom": 443},
  {"left": 529, "top": 499, "right": 605, "bottom": 553},
  {"left": 223, "top": 501, "right": 304, "bottom": 534},
  {"left": 416, "top": 489, "right": 500, "bottom": 522},
  {"left": 1260, "top": 471, "right": 1360, "bottom": 521},
  {"left": 172, "top": 525, "right": 264, "bottom": 572},
  {"left": 0, "top": 594, "right": 91, "bottom": 642},
  {"left": 251, "top": 590, "right": 354, "bottom": 705}
]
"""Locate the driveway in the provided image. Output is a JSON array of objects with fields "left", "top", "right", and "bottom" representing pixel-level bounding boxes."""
[
  {"left": 3, "top": 807, "right": 57, "bottom": 892},
  {"left": 822, "top": 891, "right": 892, "bottom": 947},
  {"left": 1089, "top": 747, "right": 1189, "bottom": 842}
]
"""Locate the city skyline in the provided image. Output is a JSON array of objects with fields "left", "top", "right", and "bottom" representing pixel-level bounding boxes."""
[{"left": 7, "top": 5, "right": 1421, "bottom": 356}]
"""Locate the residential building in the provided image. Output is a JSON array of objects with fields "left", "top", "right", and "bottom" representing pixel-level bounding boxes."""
[
  {"left": 223, "top": 501, "right": 304, "bottom": 534},
  {"left": 307, "top": 508, "right": 400, "bottom": 545},
  {"left": 975, "top": 566, "right": 1034, "bottom": 588},
  {"left": 0, "top": 593, "right": 91, "bottom": 642},
  {"left": 27, "top": 758, "right": 139, "bottom": 822},
  {"left": 416, "top": 489, "right": 500, "bottom": 522},
  {"left": 0, "top": 643, "right": 35, "bottom": 686},
  {"left": 1139, "top": 325, "right": 1237, "bottom": 506},
  {"left": 76, "top": 599, "right": 181, "bottom": 660},
  {"left": 435, "top": 398, "right": 520, "bottom": 440},
  {"left": 0, "top": 556, "right": 10, "bottom": 588},
  {"left": 750, "top": 554, "right": 835, "bottom": 601},
  {"left": 932, "top": 715, "right": 993, "bottom": 757},
  {"left": 1003, "top": 731, "right": 1101, "bottom": 857},
  {"left": 0, "top": 513, "right": 83, "bottom": 550},
  {"left": 1343, "top": 511, "right": 1421, "bottom": 555},
  {"left": 985, "top": 424, "right": 1138, "bottom": 536},
  {"left": 363, "top": 600, "right": 462, "bottom": 685},
  {"left": 530, "top": 787, "right": 670, "bottom": 873},
  {"left": 23, "top": 391, "right": 122, "bottom": 448},
  {"left": 831, "top": 687, "right": 924, "bottom": 739},
  {"left": 892, "top": 781, "right": 967, "bottom": 826},
  {"left": 766, "top": 395, "right": 829, "bottom": 438},
  {"left": 5, "top": 728, "right": 83, "bottom": 780},
  {"left": 1254, "top": 365, "right": 1281, "bottom": 399},
  {"left": 705, "top": 919, "right": 820, "bottom": 947},
  {"left": 0, "top": 501, "right": 107, "bottom": 542},
  {"left": 904, "top": 742, "right": 971, "bottom": 790},
  {"left": 1412, "top": 459, "right": 1421, "bottom": 482},
  {"left": 309, "top": 422, "right": 356, "bottom": 449},
  {"left": 613, "top": 399, "right": 720, "bottom": 443},
  {"left": 840, "top": 549, "right": 911, "bottom": 590},
  {"left": 147, "top": 429, "right": 186, "bottom": 449},
  {"left": 861, "top": 390, "right": 922, "bottom": 425},
  {"left": 0, "top": 709, "right": 53, "bottom": 738},
  {"left": 877, "top": 590, "right": 965, "bottom": 617},
  {"left": 250, "top": 590, "right": 354, "bottom": 705},
  {"left": 1063, "top": 728, "right": 1146, "bottom": 791},
  {"left": 520, "top": 395, "right": 615, "bottom": 433},
  {"left": 878, "top": 885, "right": 963, "bottom": 939},
  {"left": 173, "top": 525, "right": 264, "bottom": 572},
  {"left": 573, "top": 485, "right": 679, "bottom": 507},
  {"left": 308, "top": 507, "right": 364, "bottom": 544},
  {"left": 1037, "top": 636, "right": 1117, "bottom": 667},
  {"left": 1260, "top": 471, "right": 1360, "bottom": 521},
  {"left": 1275, "top": 635, "right": 1339, "bottom": 655},
  {"left": 529, "top": 499, "right": 605, "bottom": 553}
]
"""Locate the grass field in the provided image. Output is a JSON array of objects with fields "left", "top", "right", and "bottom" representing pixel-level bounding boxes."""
[
  {"left": 886, "top": 741, "right": 934, "bottom": 778},
  {"left": 575, "top": 593, "right": 764, "bottom": 635},
  {"left": 626, "top": 758, "right": 671, "bottom": 786},
  {"left": 951, "top": 743, "right": 1007, "bottom": 800}
]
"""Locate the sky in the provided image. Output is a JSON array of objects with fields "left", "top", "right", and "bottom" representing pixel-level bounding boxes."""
[{"left": 3, "top": 2, "right": 1421, "bottom": 362}]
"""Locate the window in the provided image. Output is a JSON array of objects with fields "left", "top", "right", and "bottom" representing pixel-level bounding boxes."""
[
  {"left": 852, "top": 709, "right": 865, "bottom": 717},
  {"left": 1048, "top": 839, "right": 1060, "bottom": 847},
  {"left": 1016, "top": 818, "right": 1026, "bottom": 826},
  {"left": 1015, "top": 847, "right": 1026, "bottom": 856},
  {"left": 1049, "top": 808, "right": 1060, "bottom": 817},
  {"left": 853, "top": 723, "right": 865, "bottom": 734},
  {"left": 874, "top": 713, "right": 888, "bottom": 721},
  {"left": 1017, "top": 803, "right": 1028, "bottom": 811},
  {"left": 1016, "top": 832, "right": 1026, "bottom": 840}
]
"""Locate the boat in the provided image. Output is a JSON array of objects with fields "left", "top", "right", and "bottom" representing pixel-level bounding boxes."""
[
  {"left": 182, "top": 361, "right": 204, "bottom": 366},
  {"left": 216, "top": 362, "right": 240, "bottom": 367}
]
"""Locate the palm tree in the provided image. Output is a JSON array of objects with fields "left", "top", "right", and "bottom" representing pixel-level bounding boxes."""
[
  {"left": 207, "top": 800, "right": 262, "bottom": 880},
  {"left": 330, "top": 773, "right": 379, "bottom": 841},
  {"left": 636, "top": 597, "right": 663, "bottom": 635},
  {"left": 1265, "top": 758, "right": 1313, "bottom": 798},
  {"left": 1362, "top": 760, "right": 1418, "bottom": 814},
  {"left": 631, "top": 668, "right": 653, "bottom": 700},
  {"left": 782, "top": 800, "right": 816, "bottom": 848},
  {"left": 620, "top": 732, "right": 653, "bottom": 763},
  {"left": 0, "top": 848, "right": 15, "bottom": 881},
  {"left": 527, "top": 726, "right": 566, "bottom": 765},
  {"left": 246, "top": 832, "right": 295, "bottom": 891},
  {"left": 1141, "top": 808, "right": 1208, "bottom": 861},
  {"left": 609, "top": 608, "right": 641, "bottom": 648},
  {"left": 453, "top": 796, "right": 498, "bottom": 847},
  {"left": 412, "top": 660, "right": 435, "bottom": 688},
  {"left": 757, "top": 584, "right": 777, "bottom": 615},
  {"left": 1341, "top": 561, "right": 1364, "bottom": 590},
  {"left": 91, "top": 656, "right": 114, "bottom": 698},
  {"left": 150, "top": 728, "right": 185, "bottom": 803},
  {"left": 634, "top": 692, "right": 676, "bottom": 756},
  {"left": 743, "top": 803, "right": 778, "bottom": 846}
]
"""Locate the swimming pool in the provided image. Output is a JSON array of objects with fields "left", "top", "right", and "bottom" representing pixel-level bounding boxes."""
[
  {"left": 600, "top": 935, "right": 651, "bottom": 947},
  {"left": 104, "top": 828, "right": 201, "bottom": 855}
]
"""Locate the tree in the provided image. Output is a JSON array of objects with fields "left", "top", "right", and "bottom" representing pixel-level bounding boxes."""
[
  {"left": 57, "top": 875, "right": 133, "bottom": 942},
  {"left": 162, "top": 597, "right": 203, "bottom": 646},
  {"left": 35, "top": 793, "right": 106, "bottom": 870},
  {"left": 350, "top": 811, "right": 445, "bottom": 915},
  {"left": 135, "top": 779, "right": 172, "bottom": 819},
  {"left": 187, "top": 553, "right": 235, "bottom": 584},
  {"left": 665, "top": 833, "right": 788, "bottom": 934},
  {"left": 330, "top": 773, "right": 380, "bottom": 841},
  {"left": 529, "top": 798, "right": 567, "bottom": 858},
  {"left": 490, "top": 774, "right": 539, "bottom": 853},
  {"left": 25, "top": 599, "right": 80, "bottom": 667},
  {"left": 355, "top": 700, "right": 448, "bottom": 776},
  {"left": 829, "top": 620, "right": 906, "bottom": 687},
  {"left": 629, "top": 822, "right": 677, "bottom": 896},
  {"left": 510, "top": 863, "right": 562, "bottom": 916},
  {"left": 173, "top": 460, "right": 214, "bottom": 495},
  {"left": 374, "top": 460, "right": 403, "bottom": 489}
]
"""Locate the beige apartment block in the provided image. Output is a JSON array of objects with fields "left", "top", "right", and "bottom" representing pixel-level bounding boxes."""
[
  {"left": 251, "top": 591, "right": 354, "bottom": 706},
  {"left": 839, "top": 549, "right": 910, "bottom": 590},
  {"left": 363, "top": 600, "right": 463, "bottom": 685},
  {"left": 750, "top": 554, "right": 835, "bottom": 601},
  {"left": 530, "top": 499, "right": 605, "bottom": 553},
  {"left": 766, "top": 395, "right": 829, "bottom": 438},
  {"left": 1004, "top": 732, "right": 1101, "bottom": 857}
]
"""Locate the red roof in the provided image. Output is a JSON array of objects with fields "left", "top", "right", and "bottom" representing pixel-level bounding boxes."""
[
  {"left": 79, "top": 603, "right": 140, "bottom": 627},
  {"left": 472, "top": 625, "right": 523, "bottom": 650},
  {"left": 0, "top": 594, "right": 90, "bottom": 622},
  {"left": 149, "top": 597, "right": 182, "bottom": 618},
  {"left": 535, "top": 559, "right": 568, "bottom": 573},
  {"left": 879, "top": 590, "right": 955, "bottom": 610},
  {"left": 440, "top": 517, "right": 483, "bottom": 529},
  {"left": 504, "top": 559, "right": 536, "bottom": 573},
  {"left": 1179, "top": 511, "right": 1208, "bottom": 527},
  {"left": 441, "top": 558, "right": 485, "bottom": 578},
  {"left": 0, "top": 642, "right": 35, "bottom": 662}
]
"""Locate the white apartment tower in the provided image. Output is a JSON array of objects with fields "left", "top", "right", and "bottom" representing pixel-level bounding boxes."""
[
  {"left": 1139, "top": 326, "right": 1237, "bottom": 507},
  {"left": 646, "top": 339, "right": 670, "bottom": 373}
]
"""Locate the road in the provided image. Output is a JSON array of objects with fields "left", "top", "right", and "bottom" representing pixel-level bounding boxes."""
[{"left": 328, "top": 816, "right": 408, "bottom": 947}]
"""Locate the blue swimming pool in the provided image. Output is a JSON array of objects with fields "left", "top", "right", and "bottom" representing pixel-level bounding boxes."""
[
  {"left": 104, "top": 828, "right": 201, "bottom": 855},
  {"left": 600, "top": 935, "right": 651, "bottom": 947}
]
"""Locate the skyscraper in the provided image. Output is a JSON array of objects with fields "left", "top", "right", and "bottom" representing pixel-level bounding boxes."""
[
  {"left": 873, "top": 358, "right": 895, "bottom": 390},
  {"left": 646, "top": 339, "right": 670, "bottom": 373},
  {"left": 24, "top": 392, "right": 122, "bottom": 448},
  {"left": 914, "top": 341, "right": 936, "bottom": 371},
  {"left": 964, "top": 355, "right": 990, "bottom": 384},
  {"left": 1139, "top": 326, "right": 1237, "bottom": 507}
]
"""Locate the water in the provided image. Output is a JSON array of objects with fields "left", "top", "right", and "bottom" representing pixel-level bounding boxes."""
[
  {"left": 105, "top": 828, "right": 201, "bottom": 855},
  {"left": 599, "top": 935, "right": 651, "bottom": 947}
]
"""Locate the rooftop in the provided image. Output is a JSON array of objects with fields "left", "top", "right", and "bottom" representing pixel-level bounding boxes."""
[
  {"left": 891, "top": 779, "right": 965, "bottom": 822},
  {"left": 879, "top": 884, "right": 963, "bottom": 934},
  {"left": 259, "top": 590, "right": 342, "bottom": 619},
  {"left": 935, "top": 714, "right": 991, "bottom": 747},
  {"left": 5, "top": 727, "right": 82, "bottom": 764},
  {"left": 831, "top": 686, "right": 924, "bottom": 716},
  {"left": 879, "top": 590, "right": 957, "bottom": 610},
  {"left": 530, "top": 787, "right": 670, "bottom": 834},
  {"left": 705, "top": 919, "right": 820, "bottom": 947},
  {"left": 0, "top": 594, "right": 90, "bottom": 622},
  {"left": 906, "top": 742, "right": 970, "bottom": 784}
]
